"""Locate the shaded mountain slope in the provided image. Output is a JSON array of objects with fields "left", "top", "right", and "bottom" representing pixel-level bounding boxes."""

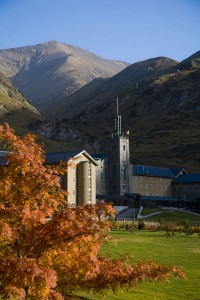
[
  {"left": 0, "top": 41, "right": 129, "bottom": 113},
  {"left": 0, "top": 72, "right": 41, "bottom": 134},
  {"left": 46, "top": 52, "right": 200, "bottom": 172},
  {"left": 0, "top": 72, "right": 87, "bottom": 152},
  {"left": 49, "top": 56, "right": 178, "bottom": 118}
]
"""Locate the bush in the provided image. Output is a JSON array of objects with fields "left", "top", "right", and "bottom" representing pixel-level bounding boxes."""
[
  {"left": 130, "top": 222, "right": 138, "bottom": 232},
  {"left": 145, "top": 222, "right": 160, "bottom": 231},
  {"left": 110, "top": 221, "right": 128, "bottom": 230},
  {"left": 184, "top": 220, "right": 194, "bottom": 236},
  {"left": 158, "top": 218, "right": 165, "bottom": 231},
  {"left": 138, "top": 219, "right": 145, "bottom": 231}
]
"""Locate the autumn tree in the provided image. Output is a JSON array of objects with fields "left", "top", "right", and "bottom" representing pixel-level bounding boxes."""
[{"left": 0, "top": 124, "right": 186, "bottom": 300}]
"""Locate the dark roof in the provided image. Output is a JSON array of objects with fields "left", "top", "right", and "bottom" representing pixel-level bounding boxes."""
[
  {"left": 141, "top": 196, "right": 178, "bottom": 202},
  {"left": 0, "top": 150, "right": 97, "bottom": 166},
  {"left": 132, "top": 165, "right": 175, "bottom": 178},
  {"left": 170, "top": 167, "right": 186, "bottom": 176},
  {"left": 0, "top": 151, "right": 81, "bottom": 166},
  {"left": 92, "top": 153, "right": 108, "bottom": 160},
  {"left": 172, "top": 174, "right": 200, "bottom": 183},
  {"left": 45, "top": 151, "right": 81, "bottom": 164}
]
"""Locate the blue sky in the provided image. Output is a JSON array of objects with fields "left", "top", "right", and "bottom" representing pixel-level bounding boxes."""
[{"left": 0, "top": 0, "right": 200, "bottom": 63}]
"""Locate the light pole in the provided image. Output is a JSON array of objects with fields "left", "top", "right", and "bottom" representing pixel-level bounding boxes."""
[{"left": 133, "top": 197, "right": 136, "bottom": 223}]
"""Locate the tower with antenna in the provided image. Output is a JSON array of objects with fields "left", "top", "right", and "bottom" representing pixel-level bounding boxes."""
[
  {"left": 114, "top": 97, "right": 121, "bottom": 135},
  {"left": 107, "top": 97, "right": 130, "bottom": 195}
]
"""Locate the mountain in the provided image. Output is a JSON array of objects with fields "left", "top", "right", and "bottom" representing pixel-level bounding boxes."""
[
  {"left": 0, "top": 71, "right": 41, "bottom": 134},
  {"left": 49, "top": 56, "right": 178, "bottom": 118},
  {"left": 0, "top": 41, "right": 129, "bottom": 113},
  {"left": 44, "top": 53, "right": 200, "bottom": 172},
  {"left": 1, "top": 43, "right": 199, "bottom": 172}
]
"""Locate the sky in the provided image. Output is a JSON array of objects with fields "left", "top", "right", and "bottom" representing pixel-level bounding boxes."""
[{"left": 0, "top": 0, "right": 200, "bottom": 63}]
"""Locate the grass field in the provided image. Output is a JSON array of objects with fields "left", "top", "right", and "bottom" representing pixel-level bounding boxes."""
[
  {"left": 141, "top": 208, "right": 200, "bottom": 224},
  {"left": 79, "top": 230, "right": 200, "bottom": 300}
]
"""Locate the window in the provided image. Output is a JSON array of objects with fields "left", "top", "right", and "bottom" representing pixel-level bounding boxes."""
[
  {"left": 122, "top": 164, "right": 126, "bottom": 180},
  {"left": 73, "top": 190, "right": 75, "bottom": 196},
  {"left": 123, "top": 184, "right": 126, "bottom": 190},
  {"left": 88, "top": 162, "right": 92, "bottom": 202},
  {"left": 123, "top": 145, "right": 125, "bottom": 151}
]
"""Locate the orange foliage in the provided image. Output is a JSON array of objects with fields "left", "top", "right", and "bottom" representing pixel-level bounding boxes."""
[{"left": 0, "top": 124, "right": 186, "bottom": 299}]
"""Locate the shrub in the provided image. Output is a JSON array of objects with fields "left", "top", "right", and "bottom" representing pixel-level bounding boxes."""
[
  {"left": 184, "top": 220, "right": 194, "bottom": 236},
  {"left": 138, "top": 219, "right": 145, "bottom": 231}
]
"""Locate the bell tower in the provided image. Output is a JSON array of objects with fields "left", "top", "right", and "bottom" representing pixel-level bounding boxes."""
[{"left": 107, "top": 98, "right": 130, "bottom": 195}]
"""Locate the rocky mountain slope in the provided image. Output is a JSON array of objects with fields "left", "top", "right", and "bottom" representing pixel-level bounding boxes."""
[
  {"left": 0, "top": 72, "right": 41, "bottom": 134},
  {"left": 0, "top": 41, "right": 129, "bottom": 113},
  {"left": 49, "top": 56, "right": 178, "bottom": 118},
  {"left": 0, "top": 44, "right": 199, "bottom": 172},
  {"left": 0, "top": 71, "right": 84, "bottom": 152},
  {"left": 44, "top": 52, "right": 200, "bottom": 172}
]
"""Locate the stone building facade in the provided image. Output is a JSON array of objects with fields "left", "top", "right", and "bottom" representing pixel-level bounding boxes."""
[
  {"left": 172, "top": 174, "right": 200, "bottom": 199},
  {"left": 132, "top": 165, "right": 186, "bottom": 197},
  {"left": 45, "top": 150, "right": 98, "bottom": 205}
]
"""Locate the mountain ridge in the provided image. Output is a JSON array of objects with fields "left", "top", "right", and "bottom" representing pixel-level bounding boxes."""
[
  {"left": 44, "top": 51, "right": 200, "bottom": 172},
  {"left": 0, "top": 43, "right": 199, "bottom": 172},
  {"left": 49, "top": 56, "right": 179, "bottom": 119},
  {"left": 0, "top": 41, "right": 129, "bottom": 112}
]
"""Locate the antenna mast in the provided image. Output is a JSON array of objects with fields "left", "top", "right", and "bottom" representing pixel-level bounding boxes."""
[{"left": 115, "top": 97, "right": 121, "bottom": 135}]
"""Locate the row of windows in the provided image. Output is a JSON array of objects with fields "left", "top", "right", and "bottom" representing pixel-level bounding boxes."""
[
  {"left": 135, "top": 176, "right": 169, "bottom": 182},
  {"left": 174, "top": 186, "right": 199, "bottom": 191},
  {"left": 174, "top": 193, "right": 196, "bottom": 199},
  {"left": 88, "top": 162, "right": 92, "bottom": 202},
  {"left": 143, "top": 192, "right": 167, "bottom": 196},
  {"left": 134, "top": 183, "right": 169, "bottom": 190},
  {"left": 101, "top": 184, "right": 127, "bottom": 192}
]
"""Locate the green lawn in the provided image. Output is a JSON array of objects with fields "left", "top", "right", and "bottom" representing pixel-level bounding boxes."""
[
  {"left": 142, "top": 209, "right": 200, "bottom": 224},
  {"left": 79, "top": 230, "right": 200, "bottom": 300},
  {"left": 140, "top": 208, "right": 162, "bottom": 216}
]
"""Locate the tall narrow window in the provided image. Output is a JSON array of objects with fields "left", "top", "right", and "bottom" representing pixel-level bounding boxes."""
[
  {"left": 122, "top": 164, "right": 126, "bottom": 180},
  {"left": 88, "top": 162, "right": 92, "bottom": 203}
]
